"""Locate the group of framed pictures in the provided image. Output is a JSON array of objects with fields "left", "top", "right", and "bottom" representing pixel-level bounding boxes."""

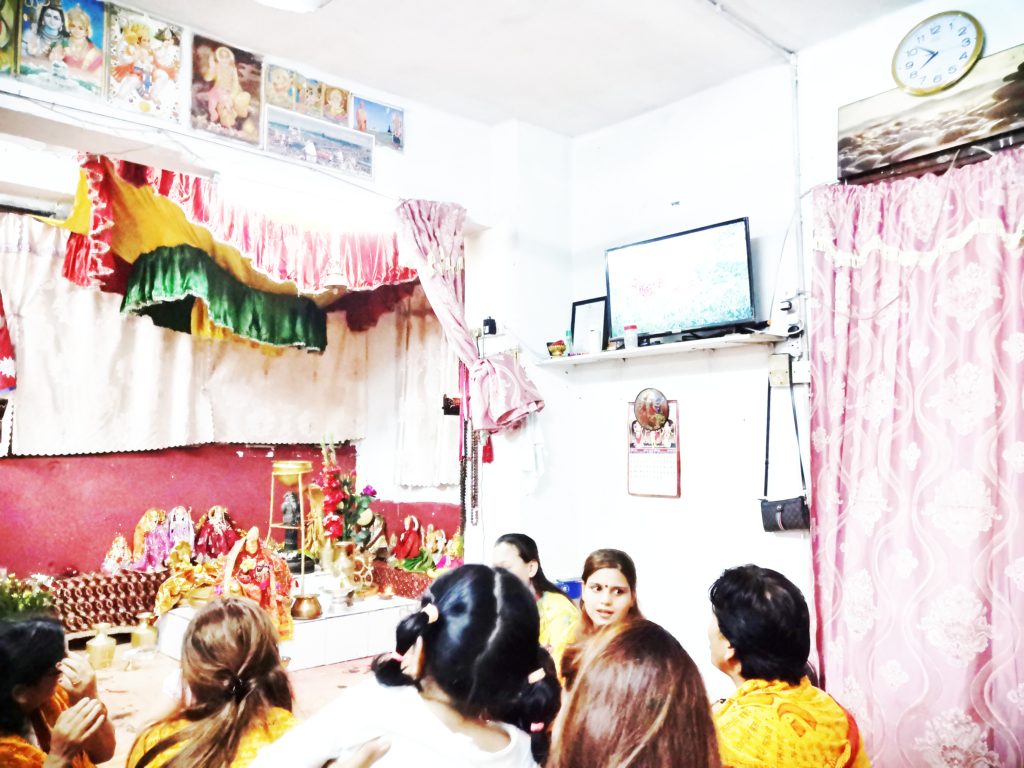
[{"left": 0, "top": 0, "right": 405, "bottom": 181}]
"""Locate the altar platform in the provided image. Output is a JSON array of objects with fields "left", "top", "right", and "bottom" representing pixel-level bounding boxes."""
[{"left": 157, "top": 574, "right": 419, "bottom": 670}]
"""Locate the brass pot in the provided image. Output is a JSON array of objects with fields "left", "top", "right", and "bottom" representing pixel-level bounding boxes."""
[{"left": 291, "top": 593, "right": 322, "bottom": 620}]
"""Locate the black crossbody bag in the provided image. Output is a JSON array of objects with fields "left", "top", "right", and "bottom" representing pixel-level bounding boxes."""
[{"left": 760, "top": 355, "right": 810, "bottom": 532}]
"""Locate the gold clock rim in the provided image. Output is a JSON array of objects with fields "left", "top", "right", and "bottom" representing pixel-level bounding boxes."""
[{"left": 890, "top": 9, "right": 984, "bottom": 96}]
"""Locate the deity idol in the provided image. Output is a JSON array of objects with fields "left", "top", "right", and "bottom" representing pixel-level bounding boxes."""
[
  {"left": 222, "top": 527, "right": 294, "bottom": 640},
  {"left": 194, "top": 505, "right": 242, "bottom": 563}
]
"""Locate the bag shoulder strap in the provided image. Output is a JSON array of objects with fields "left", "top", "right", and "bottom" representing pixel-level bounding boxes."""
[{"left": 763, "top": 354, "right": 807, "bottom": 497}]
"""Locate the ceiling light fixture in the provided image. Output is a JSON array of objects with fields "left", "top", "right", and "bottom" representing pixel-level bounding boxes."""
[{"left": 252, "top": 0, "right": 335, "bottom": 13}]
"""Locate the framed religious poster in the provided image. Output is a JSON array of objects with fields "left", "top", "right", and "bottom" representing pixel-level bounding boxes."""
[
  {"left": 353, "top": 95, "right": 404, "bottom": 152},
  {"left": 264, "top": 63, "right": 326, "bottom": 117},
  {"left": 106, "top": 5, "right": 184, "bottom": 121},
  {"left": 191, "top": 34, "right": 262, "bottom": 145},
  {"left": 0, "top": 0, "right": 17, "bottom": 75},
  {"left": 627, "top": 395, "right": 680, "bottom": 497},
  {"left": 19, "top": 0, "right": 106, "bottom": 95}
]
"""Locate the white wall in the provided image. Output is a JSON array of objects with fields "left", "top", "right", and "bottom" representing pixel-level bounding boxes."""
[
  {"left": 471, "top": 63, "right": 809, "bottom": 700},
  {"left": 465, "top": 0, "right": 1024, "bottom": 700}
]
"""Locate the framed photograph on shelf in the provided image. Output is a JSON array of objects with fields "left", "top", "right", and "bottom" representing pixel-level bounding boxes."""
[{"left": 570, "top": 297, "right": 608, "bottom": 355}]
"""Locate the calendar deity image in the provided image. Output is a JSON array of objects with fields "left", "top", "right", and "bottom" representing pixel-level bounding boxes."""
[{"left": 627, "top": 400, "right": 680, "bottom": 498}]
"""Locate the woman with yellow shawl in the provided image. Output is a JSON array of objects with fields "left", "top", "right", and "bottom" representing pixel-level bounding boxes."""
[
  {"left": 708, "top": 565, "right": 870, "bottom": 768},
  {"left": 0, "top": 616, "right": 115, "bottom": 768},
  {"left": 493, "top": 533, "right": 580, "bottom": 674}
]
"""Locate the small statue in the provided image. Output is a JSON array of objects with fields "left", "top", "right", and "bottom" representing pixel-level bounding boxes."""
[
  {"left": 431, "top": 535, "right": 465, "bottom": 576},
  {"left": 194, "top": 506, "right": 242, "bottom": 563},
  {"left": 101, "top": 534, "right": 133, "bottom": 575},
  {"left": 135, "top": 511, "right": 172, "bottom": 572},
  {"left": 167, "top": 505, "right": 195, "bottom": 552},
  {"left": 364, "top": 514, "right": 389, "bottom": 560},
  {"left": 132, "top": 508, "right": 166, "bottom": 561},
  {"left": 281, "top": 492, "right": 300, "bottom": 553},
  {"left": 392, "top": 515, "right": 422, "bottom": 560},
  {"left": 154, "top": 541, "right": 223, "bottom": 616},
  {"left": 223, "top": 527, "right": 294, "bottom": 640}
]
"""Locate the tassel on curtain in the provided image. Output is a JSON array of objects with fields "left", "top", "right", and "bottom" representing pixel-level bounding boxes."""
[{"left": 396, "top": 200, "right": 544, "bottom": 433}]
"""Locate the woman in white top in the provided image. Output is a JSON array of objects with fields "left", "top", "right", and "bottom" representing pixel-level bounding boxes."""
[{"left": 252, "top": 565, "right": 561, "bottom": 768}]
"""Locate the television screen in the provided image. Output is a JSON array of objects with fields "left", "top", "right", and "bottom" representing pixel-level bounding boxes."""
[{"left": 605, "top": 217, "right": 755, "bottom": 339}]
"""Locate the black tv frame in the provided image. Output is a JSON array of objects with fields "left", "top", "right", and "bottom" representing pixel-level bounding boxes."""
[{"left": 604, "top": 217, "right": 758, "bottom": 343}]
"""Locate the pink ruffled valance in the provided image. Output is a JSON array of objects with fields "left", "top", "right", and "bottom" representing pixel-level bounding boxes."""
[
  {"left": 813, "top": 146, "right": 1024, "bottom": 267},
  {"left": 66, "top": 155, "right": 416, "bottom": 294}
]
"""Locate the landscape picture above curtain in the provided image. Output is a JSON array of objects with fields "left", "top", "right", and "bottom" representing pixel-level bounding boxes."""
[
  {"left": 810, "top": 147, "right": 1024, "bottom": 766},
  {"left": 0, "top": 215, "right": 367, "bottom": 456}
]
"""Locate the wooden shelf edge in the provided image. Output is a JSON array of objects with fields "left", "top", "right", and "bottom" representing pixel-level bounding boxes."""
[{"left": 533, "top": 332, "right": 786, "bottom": 367}]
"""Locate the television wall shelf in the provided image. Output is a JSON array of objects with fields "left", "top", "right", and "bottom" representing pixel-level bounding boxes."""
[{"left": 534, "top": 332, "right": 786, "bottom": 367}]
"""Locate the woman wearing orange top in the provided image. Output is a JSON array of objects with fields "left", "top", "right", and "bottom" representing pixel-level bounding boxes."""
[{"left": 0, "top": 615, "right": 115, "bottom": 768}]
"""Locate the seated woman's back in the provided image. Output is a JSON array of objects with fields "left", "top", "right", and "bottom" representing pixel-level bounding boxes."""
[
  {"left": 252, "top": 565, "right": 562, "bottom": 768},
  {"left": 127, "top": 598, "right": 295, "bottom": 768},
  {"left": 708, "top": 565, "right": 870, "bottom": 768}
]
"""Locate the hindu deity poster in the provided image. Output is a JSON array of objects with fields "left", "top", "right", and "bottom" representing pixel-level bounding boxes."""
[
  {"left": 106, "top": 5, "right": 183, "bottom": 121},
  {"left": 264, "top": 63, "right": 328, "bottom": 118},
  {"left": 353, "top": 95, "right": 404, "bottom": 153},
  {"left": 191, "top": 34, "right": 262, "bottom": 145},
  {"left": 322, "top": 83, "right": 350, "bottom": 124},
  {"left": 0, "top": 0, "right": 16, "bottom": 75},
  {"left": 19, "top": 0, "right": 105, "bottom": 95}
]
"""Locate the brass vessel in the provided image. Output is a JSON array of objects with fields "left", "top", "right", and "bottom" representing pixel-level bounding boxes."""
[{"left": 291, "top": 593, "right": 322, "bottom": 620}]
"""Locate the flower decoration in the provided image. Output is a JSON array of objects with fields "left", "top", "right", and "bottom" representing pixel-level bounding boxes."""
[
  {"left": 319, "top": 442, "right": 378, "bottom": 543},
  {"left": 0, "top": 572, "right": 54, "bottom": 618}
]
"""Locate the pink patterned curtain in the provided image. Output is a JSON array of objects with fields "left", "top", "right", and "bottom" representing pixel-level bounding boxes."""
[
  {"left": 810, "top": 147, "right": 1024, "bottom": 766},
  {"left": 397, "top": 200, "right": 544, "bottom": 432}
]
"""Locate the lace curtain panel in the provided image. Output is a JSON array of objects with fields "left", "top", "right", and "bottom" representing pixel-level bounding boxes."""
[
  {"left": 810, "top": 147, "right": 1024, "bottom": 766},
  {"left": 396, "top": 199, "right": 544, "bottom": 432},
  {"left": 395, "top": 286, "right": 459, "bottom": 487},
  {"left": 0, "top": 214, "right": 367, "bottom": 455}
]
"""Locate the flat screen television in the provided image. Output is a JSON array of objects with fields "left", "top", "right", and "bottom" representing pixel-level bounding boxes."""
[{"left": 605, "top": 217, "right": 757, "bottom": 341}]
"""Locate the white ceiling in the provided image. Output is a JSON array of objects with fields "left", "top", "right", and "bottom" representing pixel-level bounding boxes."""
[{"left": 127, "top": 0, "right": 920, "bottom": 135}]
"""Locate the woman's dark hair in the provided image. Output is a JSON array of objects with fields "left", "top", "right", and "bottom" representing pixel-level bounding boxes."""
[
  {"left": 0, "top": 615, "right": 66, "bottom": 736},
  {"left": 373, "top": 564, "right": 561, "bottom": 760},
  {"left": 579, "top": 548, "right": 642, "bottom": 634},
  {"left": 131, "top": 598, "right": 293, "bottom": 768},
  {"left": 494, "top": 533, "right": 562, "bottom": 595},
  {"left": 550, "top": 619, "right": 720, "bottom": 768},
  {"left": 709, "top": 564, "right": 810, "bottom": 685}
]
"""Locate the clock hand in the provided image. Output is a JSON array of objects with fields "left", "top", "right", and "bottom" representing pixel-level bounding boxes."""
[
  {"left": 918, "top": 47, "right": 937, "bottom": 56},
  {"left": 921, "top": 50, "right": 939, "bottom": 68}
]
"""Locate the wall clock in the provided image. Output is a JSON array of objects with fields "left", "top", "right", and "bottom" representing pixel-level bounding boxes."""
[{"left": 892, "top": 10, "right": 984, "bottom": 96}]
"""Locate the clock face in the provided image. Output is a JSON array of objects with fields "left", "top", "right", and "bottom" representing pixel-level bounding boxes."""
[{"left": 892, "top": 11, "right": 984, "bottom": 95}]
